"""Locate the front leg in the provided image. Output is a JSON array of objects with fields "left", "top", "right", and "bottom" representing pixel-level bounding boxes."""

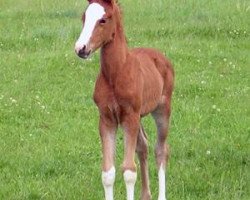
[
  {"left": 94, "top": 74, "right": 118, "bottom": 200},
  {"left": 99, "top": 115, "right": 118, "bottom": 200},
  {"left": 121, "top": 112, "right": 140, "bottom": 200}
]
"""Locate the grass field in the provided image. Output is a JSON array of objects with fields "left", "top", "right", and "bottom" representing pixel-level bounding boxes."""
[{"left": 0, "top": 0, "right": 249, "bottom": 199}]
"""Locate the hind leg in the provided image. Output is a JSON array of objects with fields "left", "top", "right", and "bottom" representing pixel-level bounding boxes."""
[
  {"left": 136, "top": 125, "right": 151, "bottom": 200},
  {"left": 152, "top": 99, "right": 171, "bottom": 200}
]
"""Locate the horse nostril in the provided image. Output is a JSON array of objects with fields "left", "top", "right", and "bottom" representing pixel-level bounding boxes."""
[{"left": 79, "top": 45, "right": 86, "bottom": 55}]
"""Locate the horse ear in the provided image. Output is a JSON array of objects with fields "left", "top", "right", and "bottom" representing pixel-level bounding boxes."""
[
  {"left": 87, "top": 0, "right": 115, "bottom": 4},
  {"left": 103, "top": 0, "right": 114, "bottom": 4},
  {"left": 87, "top": 0, "right": 115, "bottom": 5}
]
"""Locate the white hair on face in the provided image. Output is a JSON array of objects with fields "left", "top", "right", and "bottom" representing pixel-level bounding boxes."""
[{"left": 75, "top": 3, "right": 105, "bottom": 53}]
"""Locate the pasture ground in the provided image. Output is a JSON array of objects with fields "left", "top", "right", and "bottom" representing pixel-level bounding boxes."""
[{"left": 0, "top": 0, "right": 249, "bottom": 199}]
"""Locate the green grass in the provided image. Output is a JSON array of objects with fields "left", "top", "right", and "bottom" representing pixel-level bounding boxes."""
[{"left": 0, "top": 0, "right": 249, "bottom": 199}]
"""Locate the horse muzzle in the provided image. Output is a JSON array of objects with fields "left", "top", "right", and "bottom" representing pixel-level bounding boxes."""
[{"left": 75, "top": 44, "right": 92, "bottom": 59}]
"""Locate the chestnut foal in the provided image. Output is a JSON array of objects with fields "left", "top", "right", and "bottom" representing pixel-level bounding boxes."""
[{"left": 75, "top": 0, "right": 174, "bottom": 200}]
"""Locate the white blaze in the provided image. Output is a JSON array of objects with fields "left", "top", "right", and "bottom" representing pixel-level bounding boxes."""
[{"left": 75, "top": 3, "right": 105, "bottom": 53}]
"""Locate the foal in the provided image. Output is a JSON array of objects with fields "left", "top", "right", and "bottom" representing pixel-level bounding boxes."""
[{"left": 75, "top": 1, "right": 174, "bottom": 200}]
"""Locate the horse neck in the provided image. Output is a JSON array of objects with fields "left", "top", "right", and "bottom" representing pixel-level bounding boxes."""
[{"left": 100, "top": 10, "right": 128, "bottom": 83}]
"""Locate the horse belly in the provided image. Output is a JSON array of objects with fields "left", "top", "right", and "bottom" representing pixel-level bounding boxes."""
[{"left": 139, "top": 60, "right": 164, "bottom": 115}]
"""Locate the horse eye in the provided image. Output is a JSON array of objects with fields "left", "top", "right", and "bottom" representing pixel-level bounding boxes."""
[{"left": 99, "top": 19, "right": 106, "bottom": 24}]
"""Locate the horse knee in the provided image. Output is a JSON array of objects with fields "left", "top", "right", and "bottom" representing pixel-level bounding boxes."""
[
  {"left": 136, "top": 132, "right": 148, "bottom": 160},
  {"left": 124, "top": 170, "right": 137, "bottom": 184},
  {"left": 155, "top": 143, "right": 170, "bottom": 167},
  {"left": 102, "top": 166, "right": 116, "bottom": 187},
  {"left": 137, "top": 147, "right": 148, "bottom": 163},
  {"left": 136, "top": 138, "right": 147, "bottom": 153}
]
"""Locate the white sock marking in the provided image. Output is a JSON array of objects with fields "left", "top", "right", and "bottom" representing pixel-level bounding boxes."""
[
  {"left": 75, "top": 3, "right": 105, "bottom": 53},
  {"left": 158, "top": 164, "right": 166, "bottom": 200},
  {"left": 124, "top": 170, "right": 137, "bottom": 200},
  {"left": 102, "top": 166, "right": 116, "bottom": 200}
]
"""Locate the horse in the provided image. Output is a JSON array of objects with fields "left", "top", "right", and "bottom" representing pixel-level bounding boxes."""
[{"left": 75, "top": 0, "right": 174, "bottom": 199}]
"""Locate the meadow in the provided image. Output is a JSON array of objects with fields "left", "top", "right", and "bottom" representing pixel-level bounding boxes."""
[{"left": 0, "top": 0, "right": 249, "bottom": 199}]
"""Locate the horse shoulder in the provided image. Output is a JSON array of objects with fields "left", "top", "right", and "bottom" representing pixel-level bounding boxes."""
[{"left": 94, "top": 74, "right": 114, "bottom": 107}]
